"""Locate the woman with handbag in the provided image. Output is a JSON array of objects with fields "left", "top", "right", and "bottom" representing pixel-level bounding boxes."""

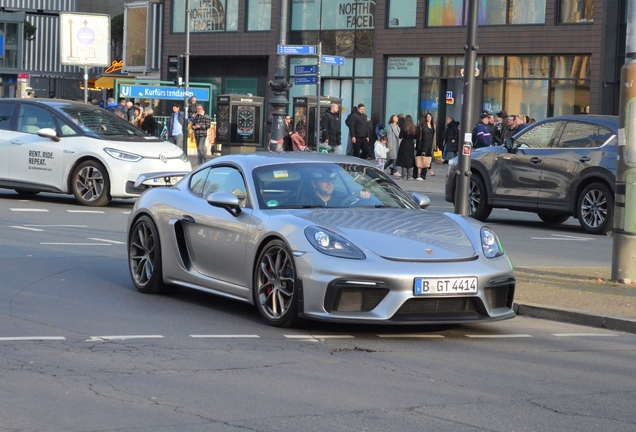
[
  {"left": 396, "top": 115, "right": 417, "bottom": 180},
  {"left": 415, "top": 113, "right": 435, "bottom": 180},
  {"left": 385, "top": 115, "right": 400, "bottom": 176}
]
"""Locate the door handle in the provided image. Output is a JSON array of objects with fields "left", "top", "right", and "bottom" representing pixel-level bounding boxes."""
[
  {"left": 530, "top": 157, "right": 542, "bottom": 164},
  {"left": 11, "top": 140, "right": 23, "bottom": 145},
  {"left": 181, "top": 215, "right": 195, "bottom": 223},
  {"left": 579, "top": 156, "right": 591, "bottom": 163}
]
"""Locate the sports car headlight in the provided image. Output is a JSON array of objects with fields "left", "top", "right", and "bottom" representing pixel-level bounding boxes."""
[
  {"left": 104, "top": 148, "right": 143, "bottom": 162},
  {"left": 305, "top": 227, "right": 366, "bottom": 260},
  {"left": 481, "top": 227, "right": 505, "bottom": 258}
]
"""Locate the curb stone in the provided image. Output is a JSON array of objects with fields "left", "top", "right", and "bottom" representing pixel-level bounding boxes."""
[{"left": 514, "top": 303, "right": 636, "bottom": 334}]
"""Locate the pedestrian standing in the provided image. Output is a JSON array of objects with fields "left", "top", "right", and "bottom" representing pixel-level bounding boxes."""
[
  {"left": 415, "top": 113, "right": 435, "bottom": 180},
  {"left": 283, "top": 115, "right": 294, "bottom": 151},
  {"left": 141, "top": 107, "right": 158, "bottom": 136},
  {"left": 348, "top": 103, "right": 371, "bottom": 159},
  {"left": 130, "top": 107, "right": 144, "bottom": 128},
  {"left": 320, "top": 103, "right": 343, "bottom": 154},
  {"left": 192, "top": 104, "right": 211, "bottom": 165},
  {"left": 345, "top": 106, "right": 358, "bottom": 156},
  {"left": 374, "top": 132, "right": 389, "bottom": 169},
  {"left": 167, "top": 103, "right": 186, "bottom": 153},
  {"left": 473, "top": 113, "right": 493, "bottom": 148},
  {"left": 397, "top": 115, "right": 417, "bottom": 180},
  {"left": 443, "top": 117, "right": 460, "bottom": 162},
  {"left": 385, "top": 114, "right": 400, "bottom": 176}
]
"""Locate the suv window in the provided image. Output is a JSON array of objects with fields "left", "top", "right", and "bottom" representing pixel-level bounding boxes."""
[
  {"left": 598, "top": 126, "right": 615, "bottom": 146},
  {"left": 17, "top": 104, "right": 56, "bottom": 134},
  {"left": 0, "top": 102, "right": 16, "bottom": 131},
  {"left": 557, "top": 122, "right": 600, "bottom": 148},
  {"left": 515, "top": 121, "right": 560, "bottom": 149}
]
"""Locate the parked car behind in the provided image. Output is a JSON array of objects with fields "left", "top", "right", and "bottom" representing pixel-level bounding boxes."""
[
  {"left": 0, "top": 99, "right": 191, "bottom": 206},
  {"left": 445, "top": 115, "right": 618, "bottom": 234}
]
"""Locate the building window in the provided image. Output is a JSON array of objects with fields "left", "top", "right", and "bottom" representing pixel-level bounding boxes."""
[
  {"left": 292, "top": 0, "right": 376, "bottom": 30},
  {"left": 388, "top": 0, "right": 417, "bottom": 28},
  {"left": 427, "top": 0, "right": 463, "bottom": 26},
  {"left": 509, "top": 0, "right": 545, "bottom": 24},
  {"left": 172, "top": 0, "right": 239, "bottom": 33},
  {"left": 427, "top": 0, "right": 545, "bottom": 26},
  {"left": 559, "top": 0, "right": 594, "bottom": 23},
  {"left": 479, "top": 0, "right": 506, "bottom": 25},
  {"left": 0, "top": 22, "right": 19, "bottom": 69},
  {"left": 247, "top": 0, "right": 272, "bottom": 31}
]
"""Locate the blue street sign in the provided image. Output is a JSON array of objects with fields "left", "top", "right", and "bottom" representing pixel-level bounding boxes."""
[
  {"left": 278, "top": 45, "right": 316, "bottom": 55},
  {"left": 0, "top": 34, "right": 4, "bottom": 58},
  {"left": 295, "top": 65, "right": 317, "bottom": 75},
  {"left": 295, "top": 76, "right": 317, "bottom": 85},
  {"left": 118, "top": 84, "right": 210, "bottom": 101},
  {"left": 321, "top": 55, "right": 345, "bottom": 66}
]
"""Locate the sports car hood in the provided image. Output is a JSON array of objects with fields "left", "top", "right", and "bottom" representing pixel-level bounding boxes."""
[{"left": 297, "top": 209, "right": 477, "bottom": 260}]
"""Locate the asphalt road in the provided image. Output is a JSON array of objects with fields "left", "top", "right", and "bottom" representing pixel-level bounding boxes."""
[{"left": 0, "top": 187, "right": 631, "bottom": 431}]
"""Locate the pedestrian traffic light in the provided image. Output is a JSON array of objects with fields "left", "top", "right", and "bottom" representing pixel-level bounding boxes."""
[{"left": 168, "top": 55, "right": 184, "bottom": 88}]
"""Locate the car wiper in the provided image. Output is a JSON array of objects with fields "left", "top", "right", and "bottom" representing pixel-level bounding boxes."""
[{"left": 274, "top": 205, "right": 325, "bottom": 209}]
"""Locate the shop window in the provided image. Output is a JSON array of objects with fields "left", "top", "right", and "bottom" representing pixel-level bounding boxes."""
[
  {"left": 354, "top": 79, "right": 373, "bottom": 115},
  {"left": 442, "top": 57, "right": 464, "bottom": 77},
  {"left": 506, "top": 56, "right": 549, "bottom": 78},
  {"left": 247, "top": 0, "right": 272, "bottom": 31},
  {"left": 560, "top": 0, "right": 594, "bottom": 23},
  {"left": 552, "top": 56, "right": 590, "bottom": 79},
  {"left": 387, "top": 57, "right": 420, "bottom": 77},
  {"left": 355, "top": 58, "right": 374, "bottom": 77},
  {"left": 421, "top": 57, "right": 441, "bottom": 78},
  {"left": 172, "top": 0, "right": 238, "bottom": 33},
  {"left": 388, "top": 0, "right": 417, "bottom": 28},
  {"left": 420, "top": 79, "right": 440, "bottom": 121},
  {"left": 482, "top": 57, "right": 505, "bottom": 78},
  {"left": 386, "top": 78, "right": 418, "bottom": 121},
  {"left": 483, "top": 80, "right": 504, "bottom": 115},
  {"left": 505, "top": 79, "right": 548, "bottom": 120},
  {"left": 550, "top": 80, "right": 590, "bottom": 116},
  {"left": 509, "top": 0, "right": 546, "bottom": 24},
  {"left": 428, "top": 0, "right": 463, "bottom": 26}
]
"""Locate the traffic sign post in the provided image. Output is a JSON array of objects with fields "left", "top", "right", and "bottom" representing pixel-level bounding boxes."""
[
  {"left": 294, "top": 76, "right": 317, "bottom": 85},
  {"left": 295, "top": 65, "right": 317, "bottom": 75},
  {"left": 321, "top": 55, "right": 345, "bottom": 66},
  {"left": 277, "top": 45, "right": 316, "bottom": 55}
]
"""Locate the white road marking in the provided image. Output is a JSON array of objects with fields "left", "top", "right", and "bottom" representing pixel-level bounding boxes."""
[
  {"left": 85, "top": 335, "right": 164, "bottom": 341},
  {"left": 284, "top": 335, "right": 355, "bottom": 340},
  {"left": 25, "top": 224, "right": 87, "bottom": 227},
  {"left": 87, "top": 238, "right": 126, "bottom": 245},
  {"left": 190, "top": 335, "right": 260, "bottom": 338},
  {"left": 122, "top": 211, "right": 131, "bottom": 214},
  {"left": 10, "top": 208, "right": 48, "bottom": 212},
  {"left": 66, "top": 210, "right": 105, "bottom": 213},
  {"left": 377, "top": 334, "right": 445, "bottom": 338},
  {"left": 40, "top": 243, "right": 111, "bottom": 246},
  {"left": 10, "top": 226, "right": 44, "bottom": 232},
  {"left": 466, "top": 334, "right": 533, "bottom": 339},
  {"left": 531, "top": 234, "right": 594, "bottom": 241},
  {"left": 552, "top": 333, "right": 619, "bottom": 337},
  {"left": 0, "top": 336, "right": 66, "bottom": 341}
]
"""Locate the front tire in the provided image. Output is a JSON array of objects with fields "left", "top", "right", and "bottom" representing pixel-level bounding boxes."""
[
  {"left": 254, "top": 240, "right": 298, "bottom": 327},
  {"left": 538, "top": 213, "right": 570, "bottom": 224},
  {"left": 129, "top": 215, "right": 171, "bottom": 294},
  {"left": 71, "top": 160, "right": 111, "bottom": 206},
  {"left": 577, "top": 182, "right": 613, "bottom": 235},
  {"left": 468, "top": 174, "right": 493, "bottom": 221}
]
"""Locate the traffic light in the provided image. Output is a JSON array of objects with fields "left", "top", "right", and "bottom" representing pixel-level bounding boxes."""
[{"left": 168, "top": 55, "right": 184, "bottom": 87}]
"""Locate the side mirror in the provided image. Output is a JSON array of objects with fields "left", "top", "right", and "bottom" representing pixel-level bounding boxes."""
[
  {"left": 207, "top": 191, "right": 242, "bottom": 216},
  {"left": 411, "top": 192, "right": 431, "bottom": 209},
  {"left": 503, "top": 137, "right": 513, "bottom": 152},
  {"left": 37, "top": 128, "right": 60, "bottom": 142}
]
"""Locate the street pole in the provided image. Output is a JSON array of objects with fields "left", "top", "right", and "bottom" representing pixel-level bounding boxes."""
[
  {"left": 183, "top": 0, "right": 191, "bottom": 155},
  {"left": 83, "top": 65, "right": 88, "bottom": 104},
  {"left": 268, "top": 0, "right": 292, "bottom": 150},
  {"left": 454, "top": 0, "right": 479, "bottom": 216},
  {"left": 611, "top": 0, "right": 636, "bottom": 283},
  {"left": 315, "top": 42, "right": 322, "bottom": 149}
]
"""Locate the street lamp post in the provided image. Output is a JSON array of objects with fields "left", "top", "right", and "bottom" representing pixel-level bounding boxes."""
[
  {"left": 183, "top": 0, "right": 191, "bottom": 156},
  {"left": 268, "top": 0, "right": 292, "bottom": 150}
]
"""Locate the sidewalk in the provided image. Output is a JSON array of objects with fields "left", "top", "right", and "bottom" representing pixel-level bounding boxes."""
[{"left": 190, "top": 154, "right": 636, "bottom": 333}]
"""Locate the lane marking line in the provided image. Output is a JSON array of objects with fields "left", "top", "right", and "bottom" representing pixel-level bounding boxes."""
[
  {"left": 10, "top": 226, "right": 44, "bottom": 232},
  {"left": 552, "top": 333, "right": 619, "bottom": 337},
  {"left": 0, "top": 336, "right": 66, "bottom": 341},
  {"left": 40, "top": 243, "right": 111, "bottom": 246},
  {"left": 190, "top": 335, "right": 260, "bottom": 338},
  {"left": 87, "top": 238, "right": 126, "bottom": 245},
  {"left": 531, "top": 234, "right": 593, "bottom": 241},
  {"left": 10, "top": 208, "right": 49, "bottom": 212},
  {"left": 377, "top": 334, "right": 445, "bottom": 338},
  {"left": 284, "top": 335, "right": 355, "bottom": 339},
  {"left": 86, "top": 335, "right": 164, "bottom": 341},
  {"left": 25, "top": 224, "right": 87, "bottom": 227},
  {"left": 465, "top": 334, "right": 533, "bottom": 338},
  {"left": 67, "top": 210, "right": 105, "bottom": 214}
]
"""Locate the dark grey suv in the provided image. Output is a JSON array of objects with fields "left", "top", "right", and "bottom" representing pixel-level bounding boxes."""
[{"left": 445, "top": 115, "right": 618, "bottom": 234}]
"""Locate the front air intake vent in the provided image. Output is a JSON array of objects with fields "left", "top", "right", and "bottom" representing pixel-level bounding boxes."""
[{"left": 324, "top": 280, "right": 389, "bottom": 313}]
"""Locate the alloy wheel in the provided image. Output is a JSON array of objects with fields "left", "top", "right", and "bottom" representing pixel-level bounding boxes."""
[
  {"left": 129, "top": 220, "right": 156, "bottom": 287},
  {"left": 75, "top": 165, "right": 105, "bottom": 203},
  {"left": 580, "top": 189, "right": 608, "bottom": 229},
  {"left": 256, "top": 245, "right": 295, "bottom": 321}
]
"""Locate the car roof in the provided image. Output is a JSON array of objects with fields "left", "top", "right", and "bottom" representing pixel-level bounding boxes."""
[
  {"left": 208, "top": 152, "right": 377, "bottom": 172},
  {"left": 534, "top": 115, "right": 618, "bottom": 130}
]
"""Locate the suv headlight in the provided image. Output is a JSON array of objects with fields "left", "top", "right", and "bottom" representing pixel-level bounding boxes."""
[
  {"left": 104, "top": 148, "right": 143, "bottom": 162},
  {"left": 481, "top": 227, "right": 505, "bottom": 258},
  {"left": 305, "top": 227, "right": 366, "bottom": 260}
]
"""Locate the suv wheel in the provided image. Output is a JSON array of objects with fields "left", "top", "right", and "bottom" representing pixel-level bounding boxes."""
[
  {"left": 468, "top": 174, "right": 492, "bottom": 221},
  {"left": 71, "top": 160, "right": 111, "bottom": 206},
  {"left": 538, "top": 214, "right": 570, "bottom": 225},
  {"left": 577, "top": 182, "right": 613, "bottom": 235}
]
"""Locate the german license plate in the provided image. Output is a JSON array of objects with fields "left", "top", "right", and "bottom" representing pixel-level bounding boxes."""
[
  {"left": 414, "top": 277, "right": 478, "bottom": 295},
  {"left": 152, "top": 176, "right": 181, "bottom": 185}
]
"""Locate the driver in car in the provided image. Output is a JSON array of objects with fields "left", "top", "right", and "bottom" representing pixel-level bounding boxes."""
[{"left": 303, "top": 170, "right": 370, "bottom": 207}]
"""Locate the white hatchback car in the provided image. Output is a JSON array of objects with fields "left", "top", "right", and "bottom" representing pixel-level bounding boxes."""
[{"left": 0, "top": 99, "right": 192, "bottom": 206}]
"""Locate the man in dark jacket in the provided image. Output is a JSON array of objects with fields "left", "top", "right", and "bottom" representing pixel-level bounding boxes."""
[
  {"left": 347, "top": 103, "right": 371, "bottom": 159},
  {"left": 167, "top": 103, "right": 186, "bottom": 153},
  {"left": 472, "top": 113, "right": 492, "bottom": 149},
  {"left": 443, "top": 117, "right": 460, "bottom": 161},
  {"left": 320, "top": 104, "right": 342, "bottom": 154}
]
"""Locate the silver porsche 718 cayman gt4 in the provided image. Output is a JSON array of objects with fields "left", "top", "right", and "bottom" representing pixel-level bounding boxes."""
[{"left": 127, "top": 152, "right": 515, "bottom": 327}]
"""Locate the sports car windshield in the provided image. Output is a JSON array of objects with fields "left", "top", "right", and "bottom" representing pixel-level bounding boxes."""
[
  {"left": 58, "top": 105, "right": 151, "bottom": 138},
  {"left": 253, "top": 162, "right": 419, "bottom": 210}
]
